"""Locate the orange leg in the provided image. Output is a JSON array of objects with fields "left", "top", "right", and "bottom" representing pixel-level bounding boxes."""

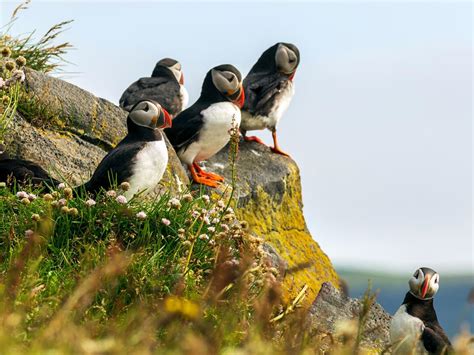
[
  {"left": 244, "top": 135, "right": 266, "bottom": 145},
  {"left": 270, "top": 131, "right": 290, "bottom": 157},
  {"left": 193, "top": 163, "right": 224, "bottom": 182},
  {"left": 188, "top": 164, "right": 220, "bottom": 188}
]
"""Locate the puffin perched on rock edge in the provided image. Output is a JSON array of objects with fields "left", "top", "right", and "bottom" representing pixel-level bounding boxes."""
[
  {"left": 240, "top": 42, "right": 300, "bottom": 157},
  {"left": 0, "top": 144, "right": 60, "bottom": 187},
  {"left": 390, "top": 267, "right": 451, "bottom": 354},
  {"left": 82, "top": 100, "right": 171, "bottom": 199},
  {"left": 119, "top": 58, "right": 188, "bottom": 118},
  {"left": 165, "top": 64, "right": 244, "bottom": 188}
]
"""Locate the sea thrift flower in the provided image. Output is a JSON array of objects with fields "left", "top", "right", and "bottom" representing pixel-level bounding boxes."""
[
  {"left": 115, "top": 195, "right": 127, "bottom": 204},
  {"left": 68, "top": 208, "right": 79, "bottom": 216},
  {"left": 50, "top": 201, "right": 58, "bottom": 208},
  {"left": 25, "top": 229, "right": 34, "bottom": 238},
  {"left": 120, "top": 181, "right": 130, "bottom": 191},
  {"left": 1, "top": 95, "right": 8, "bottom": 105},
  {"left": 182, "top": 193, "right": 193, "bottom": 202},
  {"left": 198, "top": 234, "right": 209, "bottom": 241},
  {"left": 220, "top": 224, "right": 229, "bottom": 232},
  {"left": 209, "top": 239, "right": 216, "bottom": 246},
  {"left": 15, "top": 56, "right": 26, "bottom": 67},
  {"left": 217, "top": 200, "right": 226, "bottom": 208},
  {"left": 16, "top": 191, "right": 28, "bottom": 199},
  {"left": 31, "top": 214, "right": 40, "bottom": 222},
  {"left": 208, "top": 226, "right": 215, "bottom": 233},
  {"left": 168, "top": 198, "right": 181, "bottom": 209},
  {"left": 191, "top": 210, "right": 200, "bottom": 218},
  {"left": 5, "top": 60, "right": 15, "bottom": 71},
  {"left": 203, "top": 216, "right": 210, "bottom": 225},
  {"left": 106, "top": 190, "right": 116, "bottom": 198},
  {"left": 57, "top": 183, "right": 66, "bottom": 190},
  {"left": 161, "top": 218, "right": 171, "bottom": 226},
  {"left": 85, "top": 199, "right": 96, "bottom": 207},
  {"left": 28, "top": 193, "right": 37, "bottom": 201},
  {"left": 43, "top": 193, "right": 53, "bottom": 201},
  {"left": 21, "top": 198, "right": 30, "bottom": 205},
  {"left": 63, "top": 187, "right": 73, "bottom": 199},
  {"left": 60, "top": 206, "right": 69, "bottom": 214},
  {"left": 58, "top": 198, "right": 67, "bottom": 207},
  {"left": 201, "top": 194, "right": 210, "bottom": 203},
  {"left": 1, "top": 47, "right": 11, "bottom": 57},
  {"left": 211, "top": 218, "right": 219, "bottom": 224},
  {"left": 136, "top": 211, "right": 147, "bottom": 220},
  {"left": 10, "top": 69, "right": 25, "bottom": 82}
]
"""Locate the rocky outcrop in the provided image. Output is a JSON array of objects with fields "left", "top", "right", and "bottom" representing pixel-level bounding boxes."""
[
  {"left": 308, "top": 282, "right": 391, "bottom": 350},
  {"left": 206, "top": 142, "right": 339, "bottom": 304}
]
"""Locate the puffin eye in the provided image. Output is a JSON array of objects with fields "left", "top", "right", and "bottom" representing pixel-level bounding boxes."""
[
  {"left": 414, "top": 270, "right": 420, "bottom": 278},
  {"left": 143, "top": 104, "right": 149, "bottom": 112}
]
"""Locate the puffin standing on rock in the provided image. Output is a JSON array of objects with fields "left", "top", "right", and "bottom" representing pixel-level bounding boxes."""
[
  {"left": 119, "top": 58, "right": 188, "bottom": 118},
  {"left": 165, "top": 64, "right": 245, "bottom": 188},
  {"left": 240, "top": 42, "right": 300, "bottom": 157},
  {"left": 390, "top": 267, "right": 451, "bottom": 354},
  {"left": 82, "top": 100, "right": 171, "bottom": 199}
]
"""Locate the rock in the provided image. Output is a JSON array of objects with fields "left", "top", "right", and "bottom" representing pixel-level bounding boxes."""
[
  {"left": 4, "top": 69, "right": 188, "bottom": 192},
  {"left": 308, "top": 282, "right": 391, "bottom": 350},
  {"left": 204, "top": 141, "right": 339, "bottom": 304}
]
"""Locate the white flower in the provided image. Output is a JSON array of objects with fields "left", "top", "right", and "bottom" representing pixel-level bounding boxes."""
[
  {"left": 28, "top": 193, "right": 37, "bottom": 201},
  {"left": 191, "top": 210, "right": 200, "bottom": 218},
  {"left": 24, "top": 229, "right": 34, "bottom": 238},
  {"left": 217, "top": 200, "right": 226, "bottom": 208},
  {"left": 211, "top": 218, "right": 220, "bottom": 224},
  {"left": 209, "top": 239, "right": 216, "bottom": 246},
  {"left": 16, "top": 191, "right": 28, "bottom": 199},
  {"left": 85, "top": 199, "right": 96, "bottom": 207},
  {"left": 136, "top": 211, "right": 147, "bottom": 220},
  {"left": 198, "top": 234, "right": 209, "bottom": 241},
  {"left": 106, "top": 190, "right": 117, "bottom": 198},
  {"left": 201, "top": 194, "right": 210, "bottom": 203},
  {"left": 115, "top": 195, "right": 127, "bottom": 204},
  {"left": 11, "top": 69, "right": 25, "bottom": 82},
  {"left": 208, "top": 227, "right": 216, "bottom": 233},
  {"left": 168, "top": 198, "right": 181, "bottom": 209},
  {"left": 161, "top": 218, "right": 171, "bottom": 226},
  {"left": 0, "top": 78, "right": 5, "bottom": 89},
  {"left": 119, "top": 181, "right": 130, "bottom": 191},
  {"left": 203, "top": 216, "right": 210, "bottom": 225},
  {"left": 58, "top": 198, "right": 67, "bottom": 206},
  {"left": 57, "top": 183, "right": 66, "bottom": 190},
  {"left": 221, "top": 224, "right": 230, "bottom": 232},
  {"left": 226, "top": 207, "right": 234, "bottom": 214}
]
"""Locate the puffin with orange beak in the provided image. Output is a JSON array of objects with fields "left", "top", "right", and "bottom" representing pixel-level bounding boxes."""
[
  {"left": 165, "top": 64, "right": 244, "bottom": 187},
  {"left": 240, "top": 42, "right": 300, "bottom": 157},
  {"left": 82, "top": 100, "right": 172, "bottom": 198},
  {"left": 390, "top": 267, "right": 451, "bottom": 354},
  {"left": 119, "top": 58, "right": 188, "bottom": 118}
]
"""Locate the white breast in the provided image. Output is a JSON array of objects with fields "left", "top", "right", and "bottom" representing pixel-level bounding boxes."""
[
  {"left": 390, "top": 305, "right": 427, "bottom": 354},
  {"left": 240, "top": 81, "right": 294, "bottom": 132},
  {"left": 178, "top": 102, "right": 241, "bottom": 165},
  {"left": 179, "top": 84, "right": 189, "bottom": 113},
  {"left": 126, "top": 140, "right": 168, "bottom": 199}
]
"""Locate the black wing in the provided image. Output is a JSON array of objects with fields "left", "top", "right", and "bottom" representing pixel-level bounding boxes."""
[
  {"left": 119, "top": 77, "right": 181, "bottom": 115},
  {"left": 243, "top": 72, "right": 288, "bottom": 116},
  {"left": 0, "top": 159, "right": 59, "bottom": 186},
  {"left": 83, "top": 142, "right": 144, "bottom": 194},
  {"left": 422, "top": 326, "right": 452, "bottom": 354},
  {"left": 164, "top": 104, "right": 205, "bottom": 152}
]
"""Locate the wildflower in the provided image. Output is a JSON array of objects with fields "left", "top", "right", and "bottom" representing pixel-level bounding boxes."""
[
  {"left": 201, "top": 194, "right": 210, "bottom": 203},
  {"left": 209, "top": 239, "right": 216, "bottom": 246},
  {"left": 220, "top": 224, "right": 230, "bottom": 232},
  {"left": 168, "top": 197, "right": 181, "bottom": 209},
  {"left": 161, "top": 218, "right": 171, "bottom": 226},
  {"left": 28, "top": 193, "right": 37, "bottom": 201},
  {"left": 63, "top": 187, "right": 73, "bottom": 199},
  {"left": 0, "top": 78, "right": 4, "bottom": 90},
  {"left": 43, "top": 193, "right": 53, "bottom": 201},
  {"left": 51, "top": 191, "right": 60, "bottom": 198},
  {"left": 223, "top": 214, "right": 234, "bottom": 223},
  {"left": 16, "top": 191, "right": 28, "bottom": 199},
  {"left": 208, "top": 226, "right": 215, "bottom": 233},
  {"left": 60, "top": 206, "right": 69, "bottom": 214},
  {"left": 198, "top": 234, "right": 209, "bottom": 241},
  {"left": 177, "top": 228, "right": 185, "bottom": 235},
  {"left": 136, "top": 211, "right": 147, "bottom": 220},
  {"left": 58, "top": 198, "right": 67, "bottom": 207},
  {"left": 21, "top": 198, "right": 30, "bottom": 205},
  {"left": 106, "top": 190, "right": 116, "bottom": 198},
  {"left": 201, "top": 208, "right": 207, "bottom": 215},
  {"left": 24, "top": 229, "right": 34, "bottom": 238},
  {"left": 226, "top": 207, "right": 234, "bottom": 214},
  {"left": 240, "top": 221, "right": 249, "bottom": 230},
  {"left": 191, "top": 210, "right": 200, "bottom": 218},
  {"left": 217, "top": 200, "right": 226, "bottom": 208},
  {"left": 5, "top": 61, "right": 15, "bottom": 71},
  {"left": 115, "top": 195, "right": 127, "bottom": 204},
  {"left": 57, "top": 183, "right": 66, "bottom": 190},
  {"left": 10, "top": 69, "right": 25, "bottom": 82},
  {"left": 1, "top": 47, "right": 11, "bottom": 57},
  {"left": 15, "top": 56, "right": 26, "bottom": 67},
  {"left": 31, "top": 214, "right": 41, "bottom": 222},
  {"left": 68, "top": 208, "right": 79, "bottom": 216},
  {"left": 211, "top": 218, "right": 219, "bottom": 224},
  {"left": 85, "top": 199, "right": 96, "bottom": 207},
  {"left": 2, "top": 95, "right": 9, "bottom": 105},
  {"left": 51, "top": 201, "right": 58, "bottom": 208},
  {"left": 182, "top": 240, "right": 192, "bottom": 248},
  {"left": 203, "top": 216, "right": 210, "bottom": 225},
  {"left": 119, "top": 181, "right": 130, "bottom": 191},
  {"left": 182, "top": 193, "right": 193, "bottom": 202},
  {"left": 164, "top": 296, "right": 200, "bottom": 319}
]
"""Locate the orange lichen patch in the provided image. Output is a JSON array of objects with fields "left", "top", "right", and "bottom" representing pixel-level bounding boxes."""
[{"left": 236, "top": 165, "right": 339, "bottom": 305}]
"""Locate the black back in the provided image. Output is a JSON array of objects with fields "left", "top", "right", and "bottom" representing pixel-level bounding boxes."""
[
  {"left": 165, "top": 64, "right": 240, "bottom": 153},
  {"left": 83, "top": 116, "right": 163, "bottom": 194},
  {"left": 119, "top": 63, "right": 181, "bottom": 116},
  {"left": 0, "top": 159, "right": 60, "bottom": 187},
  {"left": 402, "top": 292, "right": 452, "bottom": 354}
]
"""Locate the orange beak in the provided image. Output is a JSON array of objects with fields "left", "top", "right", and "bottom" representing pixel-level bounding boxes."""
[
  {"left": 420, "top": 274, "right": 431, "bottom": 298},
  {"left": 180, "top": 72, "right": 184, "bottom": 85},
  {"left": 289, "top": 71, "right": 296, "bottom": 81},
  {"left": 233, "top": 85, "right": 245, "bottom": 109},
  {"left": 163, "top": 108, "right": 172, "bottom": 128}
]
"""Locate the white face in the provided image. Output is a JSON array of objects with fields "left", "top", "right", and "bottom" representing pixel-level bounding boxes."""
[
  {"left": 168, "top": 62, "right": 182, "bottom": 83},
  {"left": 275, "top": 44, "right": 298, "bottom": 74},
  {"left": 129, "top": 100, "right": 162, "bottom": 129},
  {"left": 408, "top": 268, "right": 440, "bottom": 300},
  {"left": 211, "top": 69, "right": 240, "bottom": 96}
]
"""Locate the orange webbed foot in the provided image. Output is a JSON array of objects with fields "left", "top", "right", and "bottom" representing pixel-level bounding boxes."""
[{"left": 244, "top": 135, "right": 267, "bottom": 146}]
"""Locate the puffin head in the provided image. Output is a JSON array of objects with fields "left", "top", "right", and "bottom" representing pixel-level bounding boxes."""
[
  {"left": 205, "top": 64, "right": 245, "bottom": 108},
  {"left": 152, "top": 58, "right": 184, "bottom": 85},
  {"left": 251, "top": 42, "right": 300, "bottom": 80},
  {"left": 408, "top": 267, "right": 440, "bottom": 300},
  {"left": 128, "top": 100, "right": 172, "bottom": 130}
]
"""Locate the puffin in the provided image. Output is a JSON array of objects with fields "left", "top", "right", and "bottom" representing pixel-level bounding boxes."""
[
  {"left": 390, "top": 267, "right": 452, "bottom": 354},
  {"left": 82, "top": 100, "right": 172, "bottom": 198},
  {"left": 240, "top": 42, "right": 300, "bottom": 157},
  {"left": 165, "top": 64, "right": 244, "bottom": 188},
  {"left": 119, "top": 58, "right": 188, "bottom": 118},
  {"left": 0, "top": 144, "right": 60, "bottom": 187}
]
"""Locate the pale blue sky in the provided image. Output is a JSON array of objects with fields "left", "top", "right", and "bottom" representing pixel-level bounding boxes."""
[{"left": 2, "top": 1, "right": 472, "bottom": 273}]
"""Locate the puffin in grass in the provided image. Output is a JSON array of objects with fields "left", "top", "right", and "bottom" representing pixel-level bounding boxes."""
[
  {"left": 119, "top": 58, "right": 188, "bottom": 118},
  {"left": 165, "top": 64, "right": 245, "bottom": 188},
  {"left": 391, "top": 267, "right": 452, "bottom": 354},
  {"left": 240, "top": 42, "right": 300, "bottom": 157},
  {"left": 0, "top": 144, "right": 60, "bottom": 188},
  {"left": 82, "top": 100, "right": 172, "bottom": 199}
]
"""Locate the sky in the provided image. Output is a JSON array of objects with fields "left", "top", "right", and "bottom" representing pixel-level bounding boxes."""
[{"left": 2, "top": 1, "right": 472, "bottom": 274}]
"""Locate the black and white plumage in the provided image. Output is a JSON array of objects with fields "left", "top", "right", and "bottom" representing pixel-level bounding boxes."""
[
  {"left": 119, "top": 58, "right": 188, "bottom": 118},
  {"left": 391, "top": 267, "right": 451, "bottom": 354},
  {"left": 83, "top": 100, "right": 172, "bottom": 198},
  {"left": 240, "top": 42, "right": 300, "bottom": 156},
  {"left": 0, "top": 144, "right": 59, "bottom": 187},
  {"left": 165, "top": 64, "right": 244, "bottom": 187}
]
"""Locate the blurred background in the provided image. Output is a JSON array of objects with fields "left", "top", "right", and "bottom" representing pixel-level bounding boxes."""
[{"left": 2, "top": 0, "right": 472, "bottom": 336}]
